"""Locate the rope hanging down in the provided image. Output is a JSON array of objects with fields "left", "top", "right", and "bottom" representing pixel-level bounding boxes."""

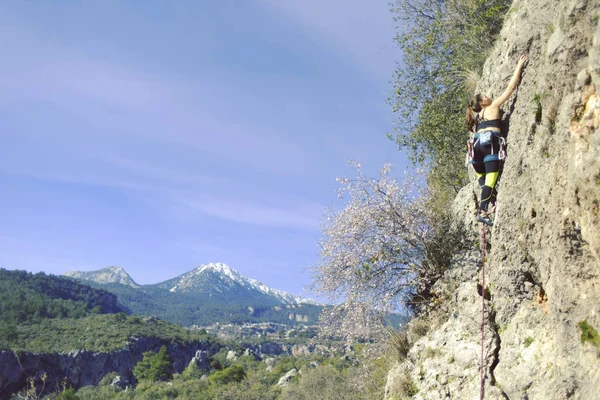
[{"left": 479, "top": 224, "right": 486, "bottom": 400}]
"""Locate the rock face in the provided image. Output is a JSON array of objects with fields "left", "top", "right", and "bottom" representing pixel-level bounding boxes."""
[
  {"left": 188, "top": 350, "right": 211, "bottom": 372},
  {"left": 386, "top": 0, "right": 600, "bottom": 399},
  {"left": 277, "top": 368, "right": 298, "bottom": 386},
  {"left": 0, "top": 338, "right": 218, "bottom": 400},
  {"left": 64, "top": 266, "right": 140, "bottom": 288}
]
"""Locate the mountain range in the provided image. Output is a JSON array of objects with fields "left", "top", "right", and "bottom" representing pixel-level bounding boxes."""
[
  {"left": 64, "top": 265, "right": 140, "bottom": 288},
  {"left": 64, "top": 263, "right": 323, "bottom": 327}
]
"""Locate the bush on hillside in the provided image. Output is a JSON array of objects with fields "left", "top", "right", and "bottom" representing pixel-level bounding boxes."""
[{"left": 280, "top": 364, "right": 356, "bottom": 400}]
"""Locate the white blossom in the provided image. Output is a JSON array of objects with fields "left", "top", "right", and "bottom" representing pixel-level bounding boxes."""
[{"left": 311, "top": 163, "right": 436, "bottom": 342}]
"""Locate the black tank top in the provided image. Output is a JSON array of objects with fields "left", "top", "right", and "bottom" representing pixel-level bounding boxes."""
[{"left": 475, "top": 108, "right": 501, "bottom": 131}]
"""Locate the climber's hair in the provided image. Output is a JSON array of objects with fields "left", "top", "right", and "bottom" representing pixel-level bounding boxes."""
[{"left": 466, "top": 94, "right": 483, "bottom": 132}]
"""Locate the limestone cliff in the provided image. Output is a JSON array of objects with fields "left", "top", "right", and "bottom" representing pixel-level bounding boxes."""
[
  {"left": 385, "top": 0, "right": 600, "bottom": 398},
  {"left": 0, "top": 338, "right": 217, "bottom": 400}
]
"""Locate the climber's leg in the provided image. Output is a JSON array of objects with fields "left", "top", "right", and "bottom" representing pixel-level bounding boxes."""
[{"left": 479, "top": 160, "right": 500, "bottom": 214}]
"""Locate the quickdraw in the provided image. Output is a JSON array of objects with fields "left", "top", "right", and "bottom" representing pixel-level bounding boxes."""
[
  {"left": 497, "top": 136, "right": 507, "bottom": 161},
  {"left": 465, "top": 138, "right": 474, "bottom": 166}
]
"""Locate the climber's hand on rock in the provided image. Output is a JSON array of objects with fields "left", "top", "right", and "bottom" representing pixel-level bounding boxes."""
[{"left": 518, "top": 54, "right": 529, "bottom": 66}]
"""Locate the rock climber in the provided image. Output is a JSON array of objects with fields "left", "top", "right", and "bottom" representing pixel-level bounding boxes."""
[{"left": 466, "top": 54, "right": 528, "bottom": 226}]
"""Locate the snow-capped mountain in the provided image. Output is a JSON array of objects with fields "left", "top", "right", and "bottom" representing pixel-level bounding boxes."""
[
  {"left": 64, "top": 263, "right": 323, "bottom": 326},
  {"left": 64, "top": 266, "right": 139, "bottom": 288},
  {"left": 156, "top": 263, "right": 319, "bottom": 306}
]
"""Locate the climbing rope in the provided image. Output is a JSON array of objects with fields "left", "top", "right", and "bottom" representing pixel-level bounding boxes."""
[{"left": 479, "top": 224, "right": 486, "bottom": 400}]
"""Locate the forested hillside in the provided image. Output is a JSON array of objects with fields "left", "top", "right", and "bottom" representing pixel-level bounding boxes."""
[
  {"left": 0, "top": 269, "right": 211, "bottom": 353},
  {"left": 0, "top": 269, "right": 368, "bottom": 400},
  {"left": 72, "top": 279, "right": 323, "bottom": 327},
  {"left": 0, "top": 269, "right": 123, "bottom": 349},
  {"left": 0, "top": 268, "right": 122, "bottom": 321}
]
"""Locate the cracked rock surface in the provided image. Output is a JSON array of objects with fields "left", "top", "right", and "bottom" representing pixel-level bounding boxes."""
[{"left": 385, "top": 0, "right": 600, "bottom": 398}]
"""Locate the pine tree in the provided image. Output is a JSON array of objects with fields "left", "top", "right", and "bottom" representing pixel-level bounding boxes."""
[{"left": 133, "top": 345, "right": 174, "bottom": 382}]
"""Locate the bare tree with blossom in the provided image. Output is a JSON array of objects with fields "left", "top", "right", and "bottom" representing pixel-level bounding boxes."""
[{"left": 311, "top": 162, "right": 466, "bottom": 341}]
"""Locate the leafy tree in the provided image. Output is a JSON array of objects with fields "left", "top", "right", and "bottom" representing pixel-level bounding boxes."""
[
  {"left": 311, "top": 163, "right": 467, "bottom": 341},
  {"left": 133, "top": 346, "right": 174, "bottom": 382},
  {"left": 389, "top": 0, "right": 511, "bottom": 199}
]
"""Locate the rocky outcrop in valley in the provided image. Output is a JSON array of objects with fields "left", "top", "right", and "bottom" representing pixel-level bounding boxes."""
[{"left": 0, "top": 338, "right": 217, "bottom": 400}]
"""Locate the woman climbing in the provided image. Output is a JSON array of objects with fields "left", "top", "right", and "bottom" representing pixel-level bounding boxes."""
[{"left": 466, "top": 54, "right": 528, "bottom": 226}]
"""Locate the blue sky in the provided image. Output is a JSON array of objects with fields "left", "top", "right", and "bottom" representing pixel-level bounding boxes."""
[{"left": 0, "top": 1, "right": 409, "bottom": 299}]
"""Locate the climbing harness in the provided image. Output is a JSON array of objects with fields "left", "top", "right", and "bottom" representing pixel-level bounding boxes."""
[
  {"left": 479, "top": 223, "right": 487, "bottom": 400},
  {"left": 466, "top": 132, "right": 507, "bottom": 166}
]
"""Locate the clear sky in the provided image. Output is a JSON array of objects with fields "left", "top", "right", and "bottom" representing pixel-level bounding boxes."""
[{"left": 0, "top": 1, "right": 409, "bottom": 299}]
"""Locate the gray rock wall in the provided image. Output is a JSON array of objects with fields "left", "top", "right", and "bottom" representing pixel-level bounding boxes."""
[
  {"left": 386, "top": 0, "right": 600, "bottom": 398},
  {"left": 0, "top": 338, "right": 218, "bottom": 400}
]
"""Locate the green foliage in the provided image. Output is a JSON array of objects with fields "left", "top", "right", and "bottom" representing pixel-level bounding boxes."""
[
  {"left": 182, "top": 360, "right": 203, "bottom": 380},
  {"left": 267, "top": 355, "right": 304, "bottom": 384},
  {"left": 72, "top": 384, "right": 131, "bottom": 400},
  {"left": 2, "top": 313, "right": 211, "bottom": 353},
  {"left": 49, "top": 387, "right": 77, "bottom": 400},
  {"left": 66, "top": 346, "right": 396, "bottom": 400},
  {"left": 99, "top": 372, "right": 119, "bottom": 386},
  {"left": 208, "top": 374, "right": 280, "bottom": 400},
  {"left": 132, "top": 380, "right": 181, "bottom": 399},
  {"left": 578, "top": 320, "right": 600, "bottom": 356},
  {"left": 210, "top": 348, "right": 232, "bottom": 371},
  {"left": 389, "top": 0, "right": 511, "bottom": 200},
  {"left": 524, "top": 336, "right": 534, "bottom": 347},
  {"left": 0, "top": 269, "right": 122, "bottom": 328},
  {"left": 208, "top": 364, "right": 246, "bottom": 386},
  {"left": 133, "top": 346, "right": 174, "bottom": 382},
  {"left": 532, "top": 93, "right": 548, "bottom": 124},
  {"left": 280, "top": 364, "right": 355, "bottom": 400},
  {"left": 114, "top": 312, "right": 127, "bottom": 322}
]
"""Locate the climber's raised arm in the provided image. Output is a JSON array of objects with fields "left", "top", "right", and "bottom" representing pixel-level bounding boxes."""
[{"left": 491, "top": 54, "right": 528, "bottom": 108}]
